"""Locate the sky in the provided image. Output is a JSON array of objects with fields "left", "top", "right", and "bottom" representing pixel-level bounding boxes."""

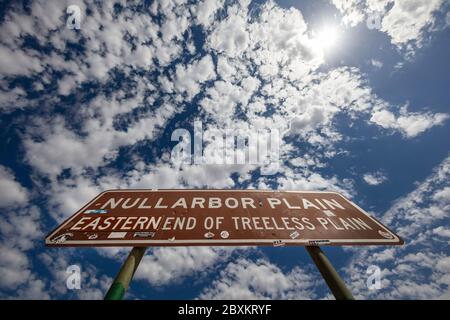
[{"left": 0, "top": 0, "right": 449, "bottom": 300}]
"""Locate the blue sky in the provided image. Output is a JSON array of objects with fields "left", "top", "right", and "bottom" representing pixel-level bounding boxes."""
[{"left": 0, "top": 0, "right": 449, "bottom": 299}]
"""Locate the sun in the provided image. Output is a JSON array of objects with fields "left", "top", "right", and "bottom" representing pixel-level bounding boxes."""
[{"left": 314, "top": 25, "right": 341, "bottom": 50}]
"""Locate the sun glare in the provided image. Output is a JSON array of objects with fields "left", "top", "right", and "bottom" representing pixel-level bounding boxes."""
[{"left": 314, "top": 25, "right": 341, "bottom": 50}]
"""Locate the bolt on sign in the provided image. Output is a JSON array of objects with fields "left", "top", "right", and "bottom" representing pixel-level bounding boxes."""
[{"left": 45, "top": 190, "right": 403, "bottom": 247}]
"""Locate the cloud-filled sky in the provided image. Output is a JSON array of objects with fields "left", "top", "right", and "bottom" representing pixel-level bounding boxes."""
[{"left": 0, "top": 0, "right": 449, "bottom": 299}]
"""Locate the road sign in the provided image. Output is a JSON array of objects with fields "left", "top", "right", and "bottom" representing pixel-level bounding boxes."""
[{"left": 45, "top": 189, "right": 403, "bottom": 247}]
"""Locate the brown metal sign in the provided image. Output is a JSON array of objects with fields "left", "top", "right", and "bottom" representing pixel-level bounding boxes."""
[{"left": 45, "top": 190, "right": 403, "bottom": 247}]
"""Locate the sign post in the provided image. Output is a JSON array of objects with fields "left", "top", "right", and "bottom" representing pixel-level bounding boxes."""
[
  {"left": 104, "top": 246, "right": 147, "bottom": 300},
  {"left": 45, "top": 189, "right": 403, "bottom": 300},
  {"left": 306, "top": 246, "right": 354, "bottom": 300}
]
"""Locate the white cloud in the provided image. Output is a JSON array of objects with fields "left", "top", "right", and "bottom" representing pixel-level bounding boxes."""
[
  {"left": 174, "top": 55, "right": 216, "bottom": 100},
  {"left": 0, "top": 200, "right": 47, "bottom": 298},
  {"left": 0, "top": 244, "right": 50, "bottom": 299},
  {"left": 0, "top": 245, "right": 31, "bottom": 290},
  {"left": 199, "top": 258, "right": 318, "bottom": 299},
  {"left": 286, "top": 107, "right": 328, "bottom": 135},
  {"left": 363, "top": 171, "right": 387, "bottom": 185},
  {"left": 0, "top": 165, "right": 28, "bottom": 208},
  {"left": 370, "top": 59, "right": 383, "bottom": 68},
  {"left": 24, "top": 97, "right": 179, "bottom": 178},
  {"left": 433, "top": 187, "right": 450, "bottom": 203},
  {"left": 381, "top": 0, "right": 444, "bottom": 46},
  {"left": 193, "top": 0, "right": 225, "bottom": 29},
  {"left": 16, "top": 278, "right": 50, "bottom": 300},
  {"left": 208, "top": 0, "right": 324, "bottom": 82},
  {"left": 331, "top": 0, "right": 367, "bottom": 27},
  {"left": 345, "top": 154, "right": 450, "bottom": 299},
  {"left": 0, "top": 206, "right": 42, "bottom": 251},
  {"left": 38, "top": 250, "right": 112, "bottom": 300},
  {"left": 370, "top": 108, "right": 448, "bottom": 138},
  {"left": 277, "top": 171, "right": 353, "bottom": 197},
  {"left": 331, "top": 0, "right": 445, "bottom": 50},
  {"left": 200, "top": 78, "right": 259, "bottom": 119},
  {"left": 433, "top": 227, "right": 450, "bottom": 239},
  {"left": 161, "top": 12, "right": 190, "bottom": 43},
  {"left": 47, "top": 176, "right": 103, "bottom": 222},
  {"left": 0, "top": 0, "right": 180, "bottom": 107},
  {"left": 208, "top": 4, "right": 250, "bottom": 58},
  {"left": 0, "top": 45, "right": 44, "bottom": 76},
  {"left": 135, "top": 247, "right": 249, "bottom": 286}
]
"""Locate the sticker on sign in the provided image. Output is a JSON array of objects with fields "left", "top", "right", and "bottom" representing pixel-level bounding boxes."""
[{"left": 45, "top": 190, "right": 404, "bottom": 247}]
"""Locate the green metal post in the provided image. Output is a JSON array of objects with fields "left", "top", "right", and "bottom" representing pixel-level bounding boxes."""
[
  {"left": 306, "top": 246, "right": 355, "bottom": 300},
  {"left": 104, "top": 247, "right": 147, "bottom": 300}
]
